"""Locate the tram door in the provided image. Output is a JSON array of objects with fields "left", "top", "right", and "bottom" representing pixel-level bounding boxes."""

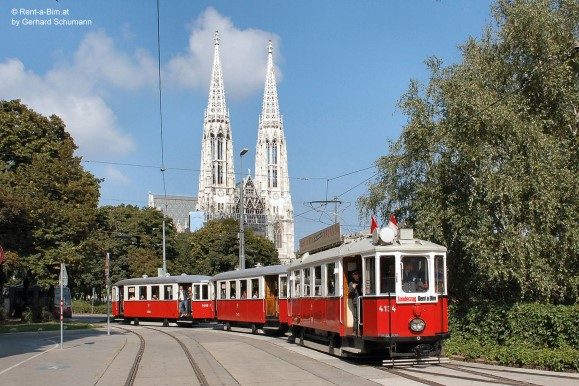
[
  {"left": 343, "top": 255, "right": 362, "bottom": 334},
  {"left": 118, "top": 285, "right": 124, "bottom": 314},
  {"left": 265, "top": 276, "right": 279, "bottom": 318}
]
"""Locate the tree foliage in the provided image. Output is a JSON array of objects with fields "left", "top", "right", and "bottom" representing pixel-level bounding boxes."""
[
  {"left": 170, "top": 219, "right": 280, "bottom": 276},
  {"left": 359, "top": 0, "right": 579, "bottom": 304},
  {"left": 0, "top": 100, "right": 100, "bottom": 289}
]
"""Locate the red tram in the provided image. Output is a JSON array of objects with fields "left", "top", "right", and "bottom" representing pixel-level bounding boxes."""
[
  {"left": 112, "top": 274, "right": 213, "bottom": 326},
  {"left": 211, "top": 265, "right": 289, "bottom": 334},
  {"left": 287, "top": 226, "right": 449, "bottom": 359}
]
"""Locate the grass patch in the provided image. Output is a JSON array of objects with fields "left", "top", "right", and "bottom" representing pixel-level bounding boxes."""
[{"left": 0, "top": 321, "right": 95, "bottom": 334}]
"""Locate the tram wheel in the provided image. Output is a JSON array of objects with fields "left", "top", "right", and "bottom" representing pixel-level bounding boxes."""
[
  {"left": 133, "top": 318, "right": 139, "bottom": 326},
  {"left": 225, "top": 322, "right": 231, "bottom": 331},
  {"left": 163, "top": 318, "right": 169, "bottom": 327},
  {"left": 251, "top": 324, "right": 258, "bottom": 334}
]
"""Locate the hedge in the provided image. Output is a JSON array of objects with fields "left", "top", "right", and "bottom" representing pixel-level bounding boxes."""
[
  {"left": 445, "top": 302, "right": 579, "bottom": 371},
  {"left": 72, "top": 299, "right": 108, "bottom": 314}
]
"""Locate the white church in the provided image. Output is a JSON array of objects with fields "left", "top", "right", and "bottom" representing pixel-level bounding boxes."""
[{"left": 195, "top": 32, "right": 295, "bottom": 264}]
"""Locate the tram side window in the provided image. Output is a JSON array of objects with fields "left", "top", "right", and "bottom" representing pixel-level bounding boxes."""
[
  {"left": 202, "top": 284, "right": 209, "bottom": 300},
  {"left": 402, "top": 256, "right": 429, "bottom": 293},
  {"left": 279, "top": 276, "right": 288, "bottom": 298},
  {"left": 151, "top": 285, "right": 160, "bottom": 300},
  {"left": 326, "top": 263, "right": 336, "bottom": 296},
  {"left": 193, "top": 284, "right": 201, "bottom": 300},
  {"left": 138, "top": 286, "right": 148, "bottom": 300},
  {"left": 240, "top": 279, "right": 248, "bottom": 299},
  {"left": 229, "top": 281, "right": 237, "bottom": 299},
  {"left": 313, "top": 266, "right": 322, "bottom": 296},
  {"left": 303, "top": 268, "right": 311, "bottom": 296},
  {"left": 251, "top": 278, "right": 259, "bottom": 298},
  {"left": 379, "top": 256, "right": 396, "bottom": 294},
  {"left": 164, "top": 285, "right": 173, "bottom": 300},
  {"left": 128, "top": 286, "right": 136, "bottom": 300},
  {"left": 219, "top": 282, "right": 226, "bottom": 299},
  {"left": 293, "top": 270, "right": 301, "bottom": 297},
  {"left": 364, "top": 257, "right": 376, "bottom": 295},
  {"left": 435, "top": 255, "right": 446, "bottom": 294}
]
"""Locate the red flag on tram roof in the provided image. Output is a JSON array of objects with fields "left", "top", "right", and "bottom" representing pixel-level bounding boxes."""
[
  {"left": 370, "top": 215, "right": 379, "bottom": 233},
  {"left": 388, "top": 214, "right": 399, "bottom": 236}
]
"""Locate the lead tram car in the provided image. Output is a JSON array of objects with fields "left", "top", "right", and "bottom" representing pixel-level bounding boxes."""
[
  {"left": 288, "top": 224, "right": 449, "bottom": 361},
  {"left": 112, "top": 274, "right": 213, "bottom": 326}
]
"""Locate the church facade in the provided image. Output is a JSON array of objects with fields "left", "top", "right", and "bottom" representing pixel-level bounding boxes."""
[{"left": 196, "top": 32, "right": 295, "bottom": 264}]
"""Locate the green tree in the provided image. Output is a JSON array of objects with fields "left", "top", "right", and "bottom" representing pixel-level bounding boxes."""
[
  {"left": 359, "top": 0, "right": 579, "bottom": 304},
  {"left": 170, "top": 219, "right": 280, "bottom": 276},
  {"left": 0, "top": 100, "right": 100, "bottom": 291},
  {"left": 75, "top": 205, "right": 176, "bottom": 297}
]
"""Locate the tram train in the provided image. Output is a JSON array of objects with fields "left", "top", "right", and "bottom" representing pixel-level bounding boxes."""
[{"left": 112, "top": 225, "right": 449, "bottom": 359}]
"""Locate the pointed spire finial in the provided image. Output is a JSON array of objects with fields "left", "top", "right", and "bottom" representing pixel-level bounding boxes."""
[
  {"left": 260, "top": 40, "right": 281, "bottom": 125},
  {"left": 214, "top": 30, "right": 220, "bottom": 46},
  {"left": 268, "top": 40, "right": 273, "bottom": 54}
]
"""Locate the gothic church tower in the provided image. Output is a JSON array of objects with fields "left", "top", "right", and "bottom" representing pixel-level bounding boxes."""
[
  {"left": 254, "top": 41, "right": 295, "bottom": 263},
  {"left": 197, "top": 32, "right": 237, "bottom": 214}
]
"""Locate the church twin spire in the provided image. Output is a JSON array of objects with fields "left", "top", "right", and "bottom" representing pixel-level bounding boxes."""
[
  {"left": 260, "top": 40, "right": 281, "bottom": 126},
  {"left": 206, "top": 31, "right": 228, "bottom": 120}
]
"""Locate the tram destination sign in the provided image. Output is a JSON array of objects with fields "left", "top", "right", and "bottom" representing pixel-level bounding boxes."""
[{"left": 299, "top": 223, "right": 341, "bottom": 254}]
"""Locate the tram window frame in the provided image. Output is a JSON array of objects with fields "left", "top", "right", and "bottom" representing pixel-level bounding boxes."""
[
  {"left": 193, "top": 284, "right": 201, "bottom": 300},
  {"left": 201, "top": 284, "right": 209, "bottom": 300},
  {"left": 240, "top": 279, "right": 248, "bottom": 299},
  {"left": 164, "top": 285, "right": 173, "bottom": 300},
  {"left": 325, "top": 262, "right": 336, "bottom": 296},
  {"left": 434, "top": 255, "right": 446, "bottom": 295},
  {"left": 292, "top": 270, "right": 301, "bottom": 297},
  {"left": 138, "top": 286, "right": 148, "bottom": 300},
  {"left": 363, "top": 256, "right": 376, "bottom": 295},
  {"left": 218, "top": 281, "right": 226, "bottom": 299},
  {"left": 379, "top": 255, "right": 396, "bottom": 295},
  {"left": 303, "top": 268, "right": 311, "bottom": 296},
  {"left": 151, "top": 285, "right": 160, "bottom": 300},
  {"left": 401, "top": 255, "right": 430, "bottom": 293},
  {"left": 229, "top": 281, "right": 237, "bottom": 299},
  {"left": 250, "top": 278, "right": 259, "bottom": 299},
  {"left": 279, "top": 275, "right": 288, "bottom": 299},
  {"left": 314, "top": 266, "right": 322, "bottom": 296},
  {"left": 128, "top": 286, "right": 136, "bottom": 300}
]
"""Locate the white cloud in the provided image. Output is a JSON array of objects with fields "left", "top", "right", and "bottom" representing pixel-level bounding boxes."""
[
  {"left": 167, "top": 7, "right": 282, "bottom": 99},
  {"left": 103, "top": 165, "right": 131, "bottom": 186},
  {"left": 0, "top": 30, "right": 157, "bottom": 157}
]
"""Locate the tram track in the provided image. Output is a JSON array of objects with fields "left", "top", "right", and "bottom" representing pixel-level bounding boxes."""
[
  {"left": 115, "top": 326, "right": 146, "bottom": 386},
  {"left": 143, "top": 326, "right": 210, "bottom": 386},
  {"left": 376, "top": 361, "right": 547, "bottom": 386}
]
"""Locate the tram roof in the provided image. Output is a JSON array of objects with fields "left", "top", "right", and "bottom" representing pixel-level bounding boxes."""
[
  {"left": 211, "top": 264, "right": 287, "bottom": 281},
  {"left": 113, "top": 274, "right": 211, "bottom": 286},
  {"left": 292, "top": 235, "right": 447, "bottom": 267}
]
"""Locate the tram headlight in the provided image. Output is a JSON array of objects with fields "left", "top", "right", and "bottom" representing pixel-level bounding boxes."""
[{"left": 409, "top": 318, "right": 426, "bottom": 332}]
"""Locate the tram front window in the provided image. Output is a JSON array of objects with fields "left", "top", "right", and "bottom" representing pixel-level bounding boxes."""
[
  {"left": 379, "top": 256, "right": 395, "bottom": 294},
  {"left": 401, "top": 256, "right": 429, "bottom": 293}
]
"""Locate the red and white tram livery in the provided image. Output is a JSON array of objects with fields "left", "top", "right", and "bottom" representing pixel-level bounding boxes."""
[
  {"left": 288, "top": 225, "right": 449, "bottom": 358},
  {"left": 212, "top": 265, "right": 289, "bottom": 334},
  {"left": 112, "top": 274, "right": 213, "bottom": 326}
]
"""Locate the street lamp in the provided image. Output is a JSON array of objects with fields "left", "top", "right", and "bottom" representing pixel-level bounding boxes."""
[{"left": 239, "top": 148, "right": 249, "bottom": 270}]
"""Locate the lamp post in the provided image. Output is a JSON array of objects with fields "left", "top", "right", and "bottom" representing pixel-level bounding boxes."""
[{"left": 239, "top": 148, "right": 249, "bottom": 270}]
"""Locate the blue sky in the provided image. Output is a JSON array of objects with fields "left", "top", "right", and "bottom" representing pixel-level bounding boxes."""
[{"left": 1, "top": 0, "right": 494, "bottom": 245}]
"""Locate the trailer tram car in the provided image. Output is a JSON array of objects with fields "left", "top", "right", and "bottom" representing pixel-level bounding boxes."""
[
  {"left": 288, "top": 225, "right": 449, "bottom": 359},
  {"left": 211, "top": 265, "right": 289, "bottom": 334},
  {"left": 112, "top": 274, "right": 213, "bottom": 326}
]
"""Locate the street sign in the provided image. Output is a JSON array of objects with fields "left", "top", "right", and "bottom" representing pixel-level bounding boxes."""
[{"left": 59, "top": 263, "right": 68, "bottom": 287}]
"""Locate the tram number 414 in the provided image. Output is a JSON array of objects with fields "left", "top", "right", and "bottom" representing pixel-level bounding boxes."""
[{"left": 378, "top": 305, "right": 396, "bottom": 312}]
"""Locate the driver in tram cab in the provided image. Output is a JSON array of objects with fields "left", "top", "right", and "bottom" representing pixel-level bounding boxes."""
[{"left": 402, "top": 260, "right": 428, "bottom": 292}]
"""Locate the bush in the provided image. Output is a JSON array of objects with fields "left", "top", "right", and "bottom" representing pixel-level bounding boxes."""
[
  {"left": 72, "top": 299, "right": 108, "bottom": 314},
  {"left": 446, "top": 302, "right": 579, "bottom": 371}
]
